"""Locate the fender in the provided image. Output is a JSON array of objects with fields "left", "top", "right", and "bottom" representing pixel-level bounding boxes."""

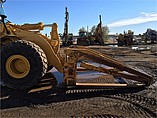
[{"left": 1, "top": 28, "right": 63, "bottom": 73}]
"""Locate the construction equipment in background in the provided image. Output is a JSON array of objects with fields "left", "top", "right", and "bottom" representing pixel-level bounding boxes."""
[
  {"left": 62, "top": 7, "right": 73, "bottom": 46},
  {"left": 77, "top": 29, "right": 90, "bottom": 46},
  {"left": 94, "top": 15, "right": 104, "bottom": 46},
  {"left": 77, "top": 15, "right": 104, "bottom": 46},
  {"left": 143, "top": 28, "right": 157, "bottom": 44},
  {"left": 116, "top": 30, "right": 134, "bottom": 46},
  {"left": 0, "top": 0, "right": 153, "bottom": 90}
]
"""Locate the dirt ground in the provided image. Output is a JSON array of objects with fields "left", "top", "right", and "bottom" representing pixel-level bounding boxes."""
[{"left": 0, "top": 44, "right": 157, "bottom": 118}]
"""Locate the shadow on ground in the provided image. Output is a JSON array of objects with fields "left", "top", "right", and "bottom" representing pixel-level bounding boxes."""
[{"left": 0, "top": 73, "right": 145, "bottom": 110}]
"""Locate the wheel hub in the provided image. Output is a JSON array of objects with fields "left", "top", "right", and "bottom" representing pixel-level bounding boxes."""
[{"left": 6, "top": 55, "right": 30, "bottom": 79}]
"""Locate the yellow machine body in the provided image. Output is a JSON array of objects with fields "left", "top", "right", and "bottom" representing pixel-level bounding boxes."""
[
  {"left": 0, "top": 21, "right": 153, "bottom": 89},
  {"left": 1, "top": 22, "right": 63, "bottom": 73},
  {"left": 0, "top": 0, "right": 153, "bottom": 89}
]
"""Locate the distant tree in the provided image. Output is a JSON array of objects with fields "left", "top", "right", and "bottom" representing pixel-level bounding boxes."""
[
  {"left": 78, "top": 27, "right": 87, "bottom": 37},
  {"left": 79, "top": 27, "right": 86, "bottom": 33},
  {"left": 90, "top": 25, "right": 96, "bottom": 35},
  {"left": 102, "top": 26, "right": 109, "bottom": 42},
  {"left": 78, "top": 25, "right": 110, "bottom": 43},
  {"left": 90, "top": 25, "right": 109, "bottom": 42}
]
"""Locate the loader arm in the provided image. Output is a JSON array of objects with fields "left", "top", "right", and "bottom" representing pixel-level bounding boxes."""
[{"left": 63, "top": 46, "right": 153, "bottom": 87}]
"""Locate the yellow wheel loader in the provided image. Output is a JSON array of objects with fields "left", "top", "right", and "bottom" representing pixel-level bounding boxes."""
[{"left": 0, "top": 0, "right": 153, "bottom": 89}]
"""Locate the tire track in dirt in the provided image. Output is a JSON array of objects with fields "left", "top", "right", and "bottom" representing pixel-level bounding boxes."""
[
  {"left": 1, "top": 87, "right": 156, "bottom": 117},
  {"left": 1, "top": 45, "right": 156, "bottom": 117}
]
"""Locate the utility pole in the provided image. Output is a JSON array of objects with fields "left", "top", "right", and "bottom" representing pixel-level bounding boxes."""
[
  {"left": 86, "top": 26, "right": 88, "bottom": 36},
  {"left": 99, "top": 15, "right": 104, "bottom": 45},
  {"left": 63, "top": 7, "right": 69, "bottom": 46},
  {"left": 95, "top": 15, "right": 104, "bottom": 46},
  {"left": 99, "top": 15, "right": 102, "bottom": 26}
]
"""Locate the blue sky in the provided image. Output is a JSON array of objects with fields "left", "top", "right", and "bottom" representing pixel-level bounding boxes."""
[{"left": 3, "top": 0, "right": 157, "bottom": 35}]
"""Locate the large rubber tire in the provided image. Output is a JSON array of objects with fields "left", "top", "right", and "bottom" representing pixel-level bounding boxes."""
[{"left": 1, "top": 40, "right": 48, "bottom": 89}]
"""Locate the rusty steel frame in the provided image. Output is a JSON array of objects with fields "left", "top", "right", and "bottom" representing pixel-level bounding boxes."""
[{"left": 63, "top": 46, "right": 153, "bottom": 87}]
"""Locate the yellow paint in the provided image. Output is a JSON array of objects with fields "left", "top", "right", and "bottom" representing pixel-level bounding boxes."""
[
  {"left": 6, "top": 55, "right": 30, "bottom": 78},
  {"left": 8, "top": 23, "right": 63, "bottom": 73}
]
